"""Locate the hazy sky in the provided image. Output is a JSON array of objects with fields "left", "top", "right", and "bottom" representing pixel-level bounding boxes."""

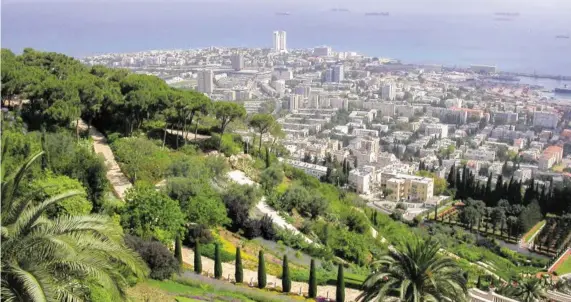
[{"left": 3, "top": 0, "right": 571, "bottom": 14}]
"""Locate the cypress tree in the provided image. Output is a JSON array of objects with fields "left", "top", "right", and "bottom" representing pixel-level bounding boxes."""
[
  {"left": 336, "top": 264, "right": 345, "bottom": 302},
  {"left": 258, "top": 250, "right": 266, "bottom": 289},
  {"left": 447, "top": 163, "right": 456, "bottom": 188},
  {"left": 476, "top": 275, "right": 482, "bottom": 289},
  {"left": 323, "top": 224, "right": 330, "bottom": 246},
  {"left": 282, "top": 255, "right": 291, "bottom": 293},
  {"left": 265, "top": 146, "right": 271, "bottom": 168},
  {"left": 308, "top": 259, "right": 317, "bottom": 298},
  {"left": 494, "top": 174, "right": 504, "bottom": 206},
  {"left": 523, "top": 178, "right": 535, "bottom": 205},
  {"left": 194, "top": 241, "right": 202, "bottom": 274},
  {"left": 174, "top": 235, "right": 183, "bottom": 268},
  {"left": 484, "top": 173, "right": 493, "bottom": 206},
  {"left": 235, "top": 247, "right": 243, "bottom": 283},
  {"left": 214, "top": 243, "right": 222, "bottom": 279}
]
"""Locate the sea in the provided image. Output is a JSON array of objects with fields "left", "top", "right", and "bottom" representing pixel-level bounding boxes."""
[{"left": 2, "top": 1, "right": 571, "bottom": 93}]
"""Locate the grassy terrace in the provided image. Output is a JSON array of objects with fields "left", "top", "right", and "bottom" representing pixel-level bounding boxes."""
[
  {"left": 128, "top": 277, "right": 311, "bottom": 302},
  {"left": 523, "top": 220, "right": 546, "bottom": 244}
]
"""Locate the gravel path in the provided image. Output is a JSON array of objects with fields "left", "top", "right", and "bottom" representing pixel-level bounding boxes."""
[
  {"left": 77, "top": 120, "right": 132, "bottom": 199},
  {"left": 181, "top": 246, "right": 362, "bottom": 301}
]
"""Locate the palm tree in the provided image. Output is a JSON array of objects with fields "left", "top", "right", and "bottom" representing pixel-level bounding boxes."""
[
  {"left": 1, "top": 152, "right": 148, "bottom": 301},
  {"left": 511, "top": 278, "right": 547, "bottom": 302},
  {"left": 358, "top": 237, "right": 467, "bottom": 302}
]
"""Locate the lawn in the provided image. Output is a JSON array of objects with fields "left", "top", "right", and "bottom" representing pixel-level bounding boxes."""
[
  {"left": 523, "top": 220, "right": 546, "bottom": 244},
  {"left": 129, "top": 278, "right": 303, "bottom": 302},
  {"left": 555, "top": 255, "right": 571, "bottom": 276}
]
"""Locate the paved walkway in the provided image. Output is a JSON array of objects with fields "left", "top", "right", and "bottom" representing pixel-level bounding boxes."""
[
  {"left": 227, "top": 170, "right": 314, "bottom": 244},
  {"left": 77, "top": 120, "right": 132, "bottom": 199},
  {"left": 166, "top": 128, "right": 211, "bottom": 141},
  {"left": 181, "top": 246, "right": 362, "bottom": 301}
]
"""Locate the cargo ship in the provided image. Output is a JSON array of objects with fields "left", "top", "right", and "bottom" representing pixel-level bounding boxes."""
[
  {"left": 275, "top": 12, "right": 291, "bottom": 16},
  {"left": 365, "top": 12, "right": 389, "bottom": 16},
  {"left": 554, "top": 85, "right": 571, "bottom": 94},
  {"left": 556, "top": 35, "right": 570, "bottom": 39}
]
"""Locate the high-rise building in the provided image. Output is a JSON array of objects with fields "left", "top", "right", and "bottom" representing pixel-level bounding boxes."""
[
  {"left": 313, "top": 46, "right": 332, "bottom": 57},
  {"left": 295, "top": 85, "right": 312, "bottom": 98},
  {"left": 332, "top": 64, "right": 344, "bottom": 82},
  {"left": 289, "top": 95, "right": 301, "bottom": 112},
  {"left": 197, "top": 70, "right": 213, "bottom": 94},
  {"left": 272, "top": 31, "right": 287, "bottom": 53},
  {"left": 381, "top": 83, "right": 396, "bottom": 100},
  {"left": 323, "top": 69, "right": 334, "bottom": 83},
  {"left": 230, "top": 54, "right": 244, "bottom": 71},
  {"left": 323, "top": 65, "right": 344, "bottom": 83}
]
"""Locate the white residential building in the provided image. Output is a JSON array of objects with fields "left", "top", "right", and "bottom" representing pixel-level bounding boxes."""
[
  {"left": 533, "top": 111, "right": 558, "bottom": 129},
  {"left": 280, "top": 158, "right": 328, "bottom": 178},
  {"left": 425, "top": 124, "right": 449, "bottom": 138},
  {"left": 289, "top": 95, "right": 302, "bottom": 112},
  {"left": 464, "top": 149, "right": 496, "bottom": 161},
  {"left": 197, "top": 70, "right": 213, "bottom": 94}
]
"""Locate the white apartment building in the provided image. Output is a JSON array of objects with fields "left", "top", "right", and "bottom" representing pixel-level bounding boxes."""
[
  {"left": 381, "top": 83, "right": 396, "bottom": 100},
  {"left": 464, "top": 149, "right": 496, "bottom": 161},
  {"left": 295, "top": 85, "right": 311, "bottom": 98},
  {"left": 349, "top": 166, "right": 378, "bottom": 194},
  {"left": 353, "top": 128, "right": 379, "bottom": 137},
  {"left": 273, "top": 31, "right": 287, "bottom": 53},
  {"left": 271, "top": 80, "right": 286, "bottom": 97},
  {"left": 494, "top": 111, "right": 519, "bottom": 124},
  {"left": 513, "top": 168, "right": 532, "bottom": 182},
  {"left": 289, "top": 95, "right": 302, "bottom": 112},
  {"left": 273, "top": 67, "right": 293, "bottom": 80},
  {"left": 425, "top": 124, "right": 449, "bottom": 138},
  {"left": 380, "top": 172, "right": 434, "bottom": 202},
  {"left": 197, "top": 70, "right": 213, "bottom": 94},
  {"left": 279, "top": 158, "right": 327, "bottom": 178},
  {"left": 533, "top": 111, "right": 558, "bottom": 129}
]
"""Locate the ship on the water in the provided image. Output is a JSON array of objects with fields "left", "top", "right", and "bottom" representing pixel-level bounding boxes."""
[
  {"left": 275, "top": 12, "right": 291, "bottom": 16},
  {"left": 494, "top": 12, "right": 520, "bottom": 17},
  {"left": 330, "top": 8, "right": 350, "bottom": 12},
  {"left": 365, "top": 12, "right": 389, "bottom": 16},
  {"left": 556, "top": 35, "right": 570, "bottom": 39},
  {"left": 554, "top": 85, "right": 571, "bottom": 94}
]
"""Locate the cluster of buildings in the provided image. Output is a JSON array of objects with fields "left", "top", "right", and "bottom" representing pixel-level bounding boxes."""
[{"left": 82, "top": 30, "right": 571, "bottom": 206}]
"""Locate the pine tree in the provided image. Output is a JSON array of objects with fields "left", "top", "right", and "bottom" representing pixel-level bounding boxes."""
[
  {"left": 174, "top": 235, "right": 183, "bottom": 268},
  {"left": 258, "top": 250, "right": 266, "bottom": 289},
  {"left": 214, "top": 243, "right": 222, "bottom": 279},
  {"left": 282, "top": 255, "right": 291, "bottom": 293},
  {"left": 336, "top": 264, "right": 345, "bottom": 302},
  {"left": 194, "top": 241, "right": 202, "bottom": 274},
  {"left": 235, "top": 247, "right": 243, "bottom": 283},
  {"left": 308, "top": 259, "right": 317, "bottom": 298}
]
